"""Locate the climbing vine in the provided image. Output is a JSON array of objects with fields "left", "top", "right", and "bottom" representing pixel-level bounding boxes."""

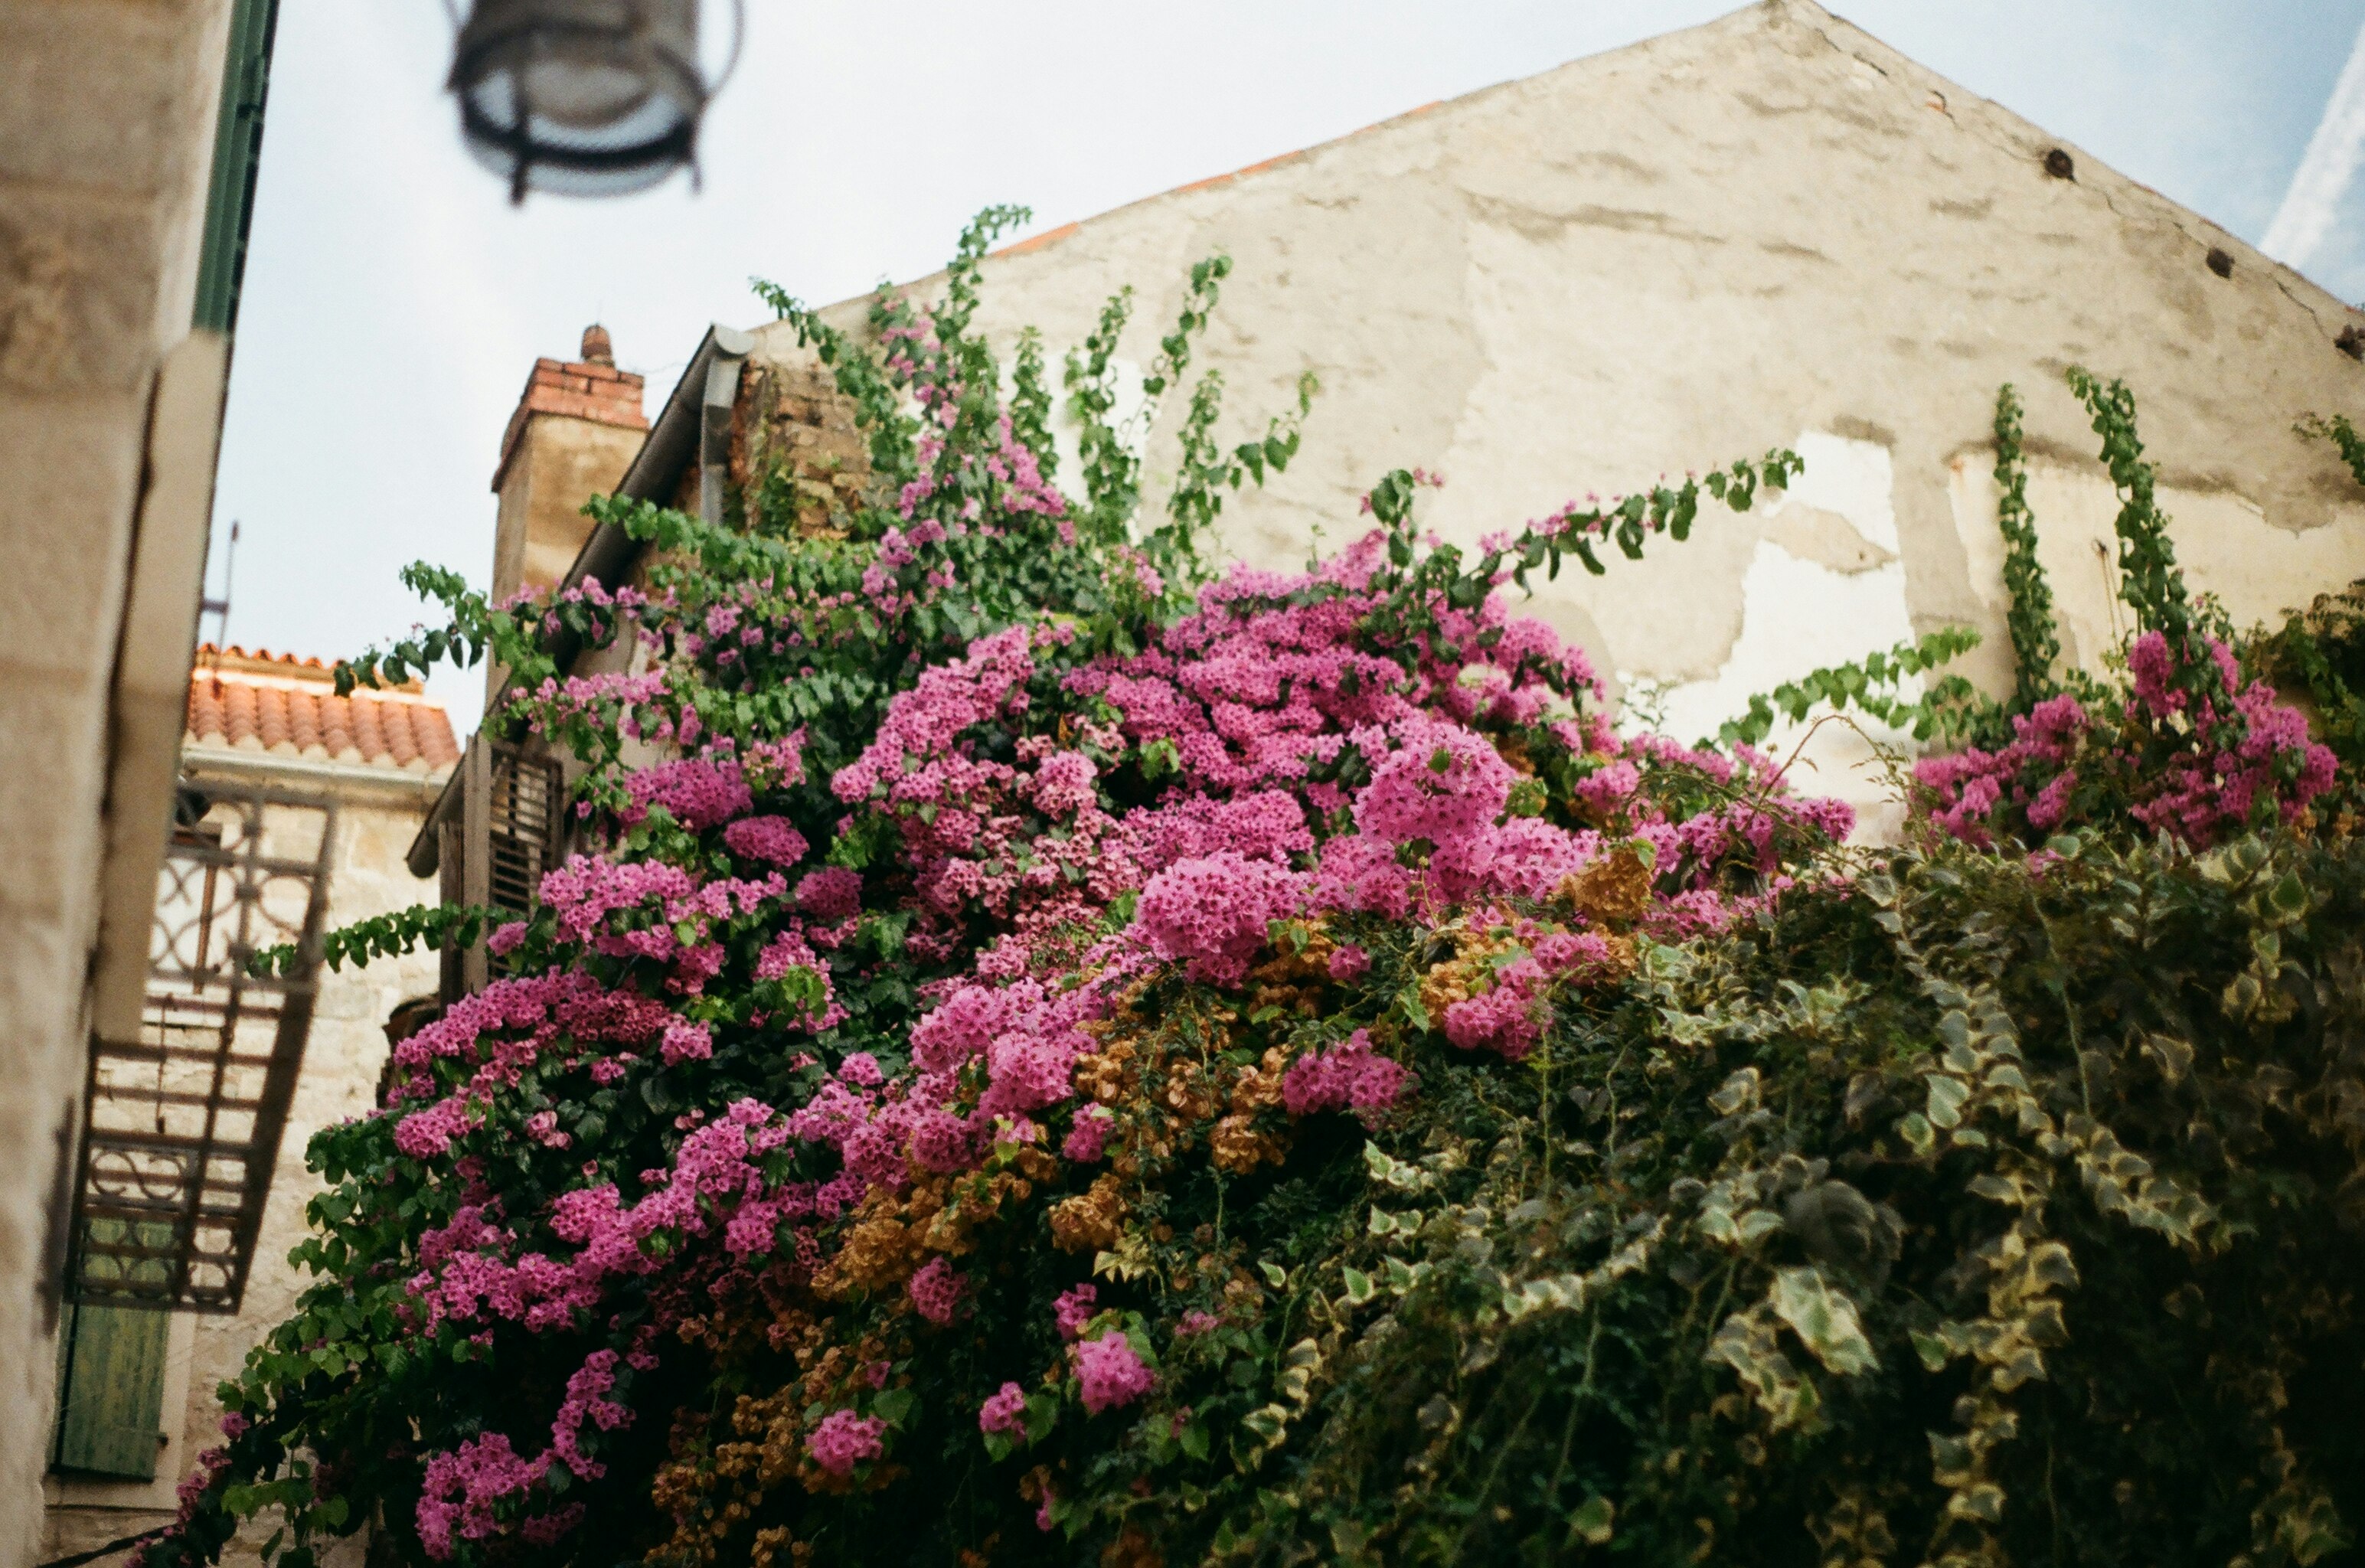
[
  {"left": 1715, "top": 626, "right": 1984, "bottom": 749},
  {"left": 1992, "top": 382, "right": 2062, "bottom": 710}
]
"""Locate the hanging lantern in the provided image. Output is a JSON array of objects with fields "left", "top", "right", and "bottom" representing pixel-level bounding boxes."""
[{"left": 447, "top": 0, "right": 733, "bottom": 202}]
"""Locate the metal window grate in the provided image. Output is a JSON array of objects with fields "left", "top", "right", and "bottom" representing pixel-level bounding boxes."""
[{"left": 68, "top": 780, "right": 335, "bottom": 1314}]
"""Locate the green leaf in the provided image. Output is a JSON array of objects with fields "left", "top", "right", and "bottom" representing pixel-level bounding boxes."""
[
  {"left": 1569, "top": 1495, "right": 1615, "bottom": 1547},
  {"left": 2269, "top": 871, "right": 2309, "bottom": 920},
  {"left": 1769, "top": 1266, "right": 1879, "bottom": 1376},
  {"left": 1925, "top": 1073, "right": 1970, "bottom": 1131}
]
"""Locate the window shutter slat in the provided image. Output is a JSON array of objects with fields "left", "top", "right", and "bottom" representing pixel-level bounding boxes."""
[
  {"left": 442, "top": 740, "right": 564, "bottom": 1001},
  {"left": 459, "top": 739, "right": 493, "bottom": 995},
  {"left": 52, "top": 1304, "right": 171, "bottom": 1479}
]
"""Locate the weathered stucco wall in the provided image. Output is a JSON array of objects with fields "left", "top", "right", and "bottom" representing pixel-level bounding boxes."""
[
  {"left": 0, "top": 0, "right": 234, "bottom": 1556},
  {"left": 764, "top": 0, "right": 2365, "bottom": 821}
]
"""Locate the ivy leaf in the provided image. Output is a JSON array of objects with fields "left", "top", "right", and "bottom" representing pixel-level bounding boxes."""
[
  {"left": 1925, "top": 1074, "right": 1971, "bottom": 1130},
  {"left": 1240, "top": 1405, "right": 1289, "bottom": 1447},
  {"left": 1769, "top": 1266, "right": 1879, "bottom": 1377}
]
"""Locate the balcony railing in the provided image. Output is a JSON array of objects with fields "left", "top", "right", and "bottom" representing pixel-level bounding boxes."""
[{"left": 68, "top": 777, "right": 335, "bottom": 1313}]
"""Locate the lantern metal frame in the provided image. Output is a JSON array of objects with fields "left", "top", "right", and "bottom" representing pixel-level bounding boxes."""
[{"left": 446, "top": 0, "right": 743, "bottom": 204}]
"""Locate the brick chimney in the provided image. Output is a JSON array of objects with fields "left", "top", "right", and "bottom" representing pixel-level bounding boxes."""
[{"left": 488, "top": 325, "right": 648, "bottom": 608}]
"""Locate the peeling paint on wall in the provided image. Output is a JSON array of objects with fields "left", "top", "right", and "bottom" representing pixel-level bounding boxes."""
[
  {"left": 1949, "top": 456, "right": 2365, "bottom": 681},
  {"left": 1645, "top": 433, "right": 1920, "bottom": 837}
]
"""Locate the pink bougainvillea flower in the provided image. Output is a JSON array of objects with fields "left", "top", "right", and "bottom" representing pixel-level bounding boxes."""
[
  {"left": 805, "top": 1410, "right": 886, "bottom": 1476},
  {"left": 1073, "top": 1331, "right": 1155, "bottom": 1415}
]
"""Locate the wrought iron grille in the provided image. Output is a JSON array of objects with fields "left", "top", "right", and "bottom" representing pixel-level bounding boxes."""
[{"left": 69, "top": 779, "right": 336, "bottom": 1313}]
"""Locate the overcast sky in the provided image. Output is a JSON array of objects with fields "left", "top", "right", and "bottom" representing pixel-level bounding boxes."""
[{"left": 207, "top": 2, "right": 2365, "bottom": 735}]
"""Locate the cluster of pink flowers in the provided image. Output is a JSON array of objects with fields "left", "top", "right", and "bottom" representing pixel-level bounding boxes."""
[
  {"left": 1135, "top": 852, "right": 1309, "bottom": 987},
  {"left": 416, "top": 1432, "right": 553, "bottom": 1560},
  {"left": 805, "top": 1410, "right": 886, "bottom": 1477},
  {"left": 404, "top": 1099, "right": 804, "bottom": 1334},
  {"left": 1916, "top": 694, "right": 2089, "bottom": 848},
  {"left": 1354, "top": 720, "right": 1518, "bottom": 845},
  {"left": 722, "top": 815, "right": 809, "bottom": 866},
  {"left": 1072, "top": 1332, "right": 1155, "bottom": 1415},
  {"left": 2124, "top": 633, "right": 2336, "bottom": 841},
  {"left": 622, "top": 756, "right": 754, "bottom": 831},
  {"left": 907, "top": 1256, "right": 966, "bottom": 1325},
  {"left": 534, "top": 854, "right": 786, "bottom": 985},
  {"left": 549, "top": 1349, "right": 634, "bottom": 1480},
  {"left": 873, "top": 302, "right": 1068, "bottom": 536},
  {"left": 1061, "top": 1104, "right": 1114, "bottom": 1162},
  {"left": 387, "top": 972, "right": 678, "bottom": 1153},
  {"left": 1281, "top": 1030, "right": 1408, "bottom": 1116},
  {"left": 978, "top": 1382, "right": 1030, "bottom": 1438},
  {"left": 1442, "top": 929, "right": 1619, "bottom": 1061},
  {"left": 1052, "top": 1284, "right": 1099, "bottom": 1341},
  {"left": 521, "top": 669, "right": 671, "bottom": 740},
  {"left": 905, "top": 975, "right": 1110, "bottom": 1122},
  {"left": 1060, "top": 533, "right": 1596, "bottom": 808},
  {"left": 797, "top": 867, "right": 863, "bottom": 920},
  {"left": 1918, "top": 633, "right": 2335, "bottom": 848}
]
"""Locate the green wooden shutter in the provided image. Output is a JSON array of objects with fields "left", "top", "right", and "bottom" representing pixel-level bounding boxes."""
[
  {"left": 52, "top": 1303, "right": 171, "bottom": 1480},
  {"left": 191, "top": 0, "right": 280, "bottom": 334}
]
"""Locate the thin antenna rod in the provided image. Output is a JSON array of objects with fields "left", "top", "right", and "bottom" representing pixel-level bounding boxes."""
[{"left": 201, "top": 521, "right": 240, "bottom": 658}]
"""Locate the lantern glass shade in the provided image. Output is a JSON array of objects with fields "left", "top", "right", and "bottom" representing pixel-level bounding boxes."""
[{"left": 449, "top": 0, "right": 706, "bottom": 200}]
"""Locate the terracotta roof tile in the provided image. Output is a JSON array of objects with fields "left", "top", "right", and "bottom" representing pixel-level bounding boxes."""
[{"left": 185, "top": 645, "right": 459, "bottom": 776}]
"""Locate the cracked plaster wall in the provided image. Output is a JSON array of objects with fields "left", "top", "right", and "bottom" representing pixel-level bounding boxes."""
[{"left": 765, "top": 0, "right": 2365, "bottom": 825}]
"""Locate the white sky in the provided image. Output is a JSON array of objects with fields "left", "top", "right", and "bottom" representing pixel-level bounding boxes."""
[{"left": 209, "top": 2, "right": 2365, "bottom": 736}]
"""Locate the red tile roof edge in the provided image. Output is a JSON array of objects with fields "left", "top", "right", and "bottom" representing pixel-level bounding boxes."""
[{"left": 185, "top": 652, "right": 460, "bottom": 775}]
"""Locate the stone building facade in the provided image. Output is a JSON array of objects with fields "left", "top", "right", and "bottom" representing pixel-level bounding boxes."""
[
  {"left": 39, "top": 649, "right": 456, "bottom": 1566},
  {"left": 2, "top": 0, "right": 273, "bottom": 1551}
]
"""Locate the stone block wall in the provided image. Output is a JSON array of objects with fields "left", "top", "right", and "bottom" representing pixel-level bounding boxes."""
[{"left": 0, "top": 1, "right": 236, "bottom": 1557}]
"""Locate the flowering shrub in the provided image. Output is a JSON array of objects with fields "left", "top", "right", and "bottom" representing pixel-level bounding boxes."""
[
  {"left": 1915, "top": 374, "right": 2337, "bottom": 848},
  {"left": 159, "top": 220, "right": 2363, "bottom": 1568}
]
